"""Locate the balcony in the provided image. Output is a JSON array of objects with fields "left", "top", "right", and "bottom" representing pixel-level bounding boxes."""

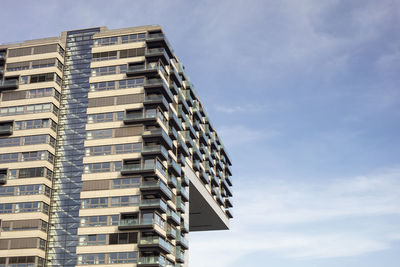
[
  {"left": 175, "top": 247, "right": 185, "bottom": 263},
  {"left": 210, "top": 174, "right": 220, "bottom": 186},
  {"left": 176, "top": 196, "right": 185, "bottom": 212},
  {"left": 126, "top": 62, "right": 161, "bottom": 77},
  {"left": 225, "top": 198, "right": 233, "bottom": 208},
  {"left": 192, "top": 144, "right": 202, "bottom": 160},
  {"left": 142, "top": 128, "right": 173, "bottom": 150},
  {"left": 167, "top": 227, "right": 177, "bottom": 239},
  {"left": 181, "top": 221, "right": 189, "bottom": 233},
  {"left": 0, "top": 123, "right": 13, "bottom": 136},
  {"left": 193, "top": 160, "right": 201, "bottom": 172},
  {"left": 177, "top": 136, "right": 190, "bottom": 157},
  {"left": 145, "top": 48, "right": 169, "bottom": 64},
  {"left": 142, "top": 145, "right": 169, "bottom": 160},
  {"left": 0, "top": 66, "right": 4, "bottom": 75},
  {"left": 169, "top": 63, "right": 183, "bottom": 87},
  {"left": 226, "top": 208, "right": 233, "bottom": 219},
  {"left": 146, "top": 32, "right": 174, "bottom": 57},
  {"left": 225, "top": 164, "right": 232, "bottom": 176},
  {"left": 140, "top": 180, "right": 173, "bottom": 200},
  {"left": 184, "top": 90, "right": 194, "bottom": 107},
  {"left": 121, "top": 159, "right": 166, "bottom": 177},
  {"left": 177, "top": 153, "right": 186, "bottom": 167},
  {"left": 167, "top": 175, "right": 178, "bottom": 188},
  {"left": 144, "top": 78, "right": 174, "bottom": 102},
  {"left": 0, "top": 53, "right": 5, "bottom": 62},
  {"left": 167, "top": 210, "right": 181, "bottom": 225},
  {"left": 216, "top": 160, "right": 224, "bottom": 171},
  {"left": 0, "top": 173, "right": 7, "bottom": 185},
  {"left": 169, "top": 81, "right": 179, "bottom": 95},
  {"left": 118, "top": 218, "right": 155, "bottom": 230},
  {"left": 139, "top": 235, "right": 173, "bottom": 254},
  {"left": 138, "top": 255, "right": 166, "bottom": 267},
  {"left": 168, "top": 111, "right": 183, "bottom": 131},
  {"left": 181, "top": 175, "right": 190, "bottom": 187},
  {"left": 168, "top": 158, "right": 182, "bottom": 176},
  {"left": 140, "top": 199, "right": 168, "bottom": 212},
  {"left": 123, "top": 111, "right": 157, "bottom": 125},
  {"left": 199, "top": 130, "right": 208, "bottom": 146},
  {"left": 200, "top": 171, "right": 209, "bottom": 184},
  {"left": 184, "top": 123, "right": 196, "bottom": 141},
  {"left": 168, "top": 127, "right": 178, "bottom": 141},
  {"left": 177, "top": 184, "right": 189, "bottom": 202},
  {"left": 178, "top": 92, "right": 190, "bottom": 114},
  {"left": 0, "top": 79, "right": 19, "bottom": 91},
  {"left": 144, "top": 94, "right": 169, "bottom": 111},
  {"left": 176, "top": 233, "right": 189, "bottom": 250}
]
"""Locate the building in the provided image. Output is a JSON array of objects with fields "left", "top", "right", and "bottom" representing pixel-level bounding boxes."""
[{"left": 0, "top": 25, "right": 233, "bottom": 267}]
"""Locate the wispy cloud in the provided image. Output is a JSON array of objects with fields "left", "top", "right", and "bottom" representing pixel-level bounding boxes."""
[
  {"left": 190, "top": 167, "right": 400, "bottom": 266},
  {"left": 217, "top": 125, "right": 280, "bottom": 146}
]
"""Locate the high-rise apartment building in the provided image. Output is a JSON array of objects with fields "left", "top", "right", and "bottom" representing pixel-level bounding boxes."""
[{"left": 0, "top": 25, "right": 233, "bottom": 267}]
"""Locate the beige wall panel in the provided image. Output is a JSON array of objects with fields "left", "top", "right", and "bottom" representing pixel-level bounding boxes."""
[
  {"left": 0, "top": 160, "right": 54, "bottom": 171},
  {"left": 82, "top": 152, "right": 141, "bottom": 164},
  {"left": 84, "top": 136, "right": 141, "bottom": 147},
  {"left": 82, "top": 171, "right": 122, "bottom": 181},
  {"left": 0, "top": 194, "right": 50, "bottom": 204},
  {"left": 77, "top": 226, "right": 118, "bottom": 235},
  {"left": 89, "top": 74, "right": 128, "bottom": 84},
  {"left": 0, "top": 144, "right": 55, "bottom": 154},
  {"left": 80, "top": 188, "right": 140, "bottom": 199},
  {"left": 76, "top": 244, "right": 138, "bottom": 254},
  {"left": 0, "top": 96, "right": 60, "bottom": 108},
  {"left": 90, "top": 57, "right": 145, "bottom": 68},
  {"left": 88, "top": 87, "right": 143, "bottom": 99},
  {"left": 10, "top": 128, "right": 57, "bottom": 139},
  {"left": 86, "top": 103, "right": 142, "bottom": 115},
  {"left": 0, "top": 230, "right": 47, "bottom": 239},
  {"left": 5, "top": 177, "right": 52, "bottom": 187},
  {"left": 0, "top": 212, "right": 48, "bottom": 221},
  {"left": 0, "top": 112, "right": 59, "bottom": 124},
  {"left": 79, "top": 206, "right": 139, "bottom": 217},
  {"left": 0, "top": 248, "right": 45, "bottom": 258},
  {"left": 92, "top": 41, "right": 145, "bottom": 53},
  {"left": 4, "top": 66, "right": 63, "bottom": 79},
  {"left": 5, "top": 52, "right": 64, "bottom": 64}
]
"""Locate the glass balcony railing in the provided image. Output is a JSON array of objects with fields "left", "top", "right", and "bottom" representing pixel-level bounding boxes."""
[
  {"left": 0, "top": 124, "right": 13, "bottom": 135},
  {"left": 181, "top": 221, "right": 189, "bottom": 233},
  {"left": 176, "top": 247, "right": 185, "bottom": 262},
  {"left": 0, "top": 53, "right": 6, "bottom": 60},
  {"left": 141, "top": 180, "right": 173, "bottom": 200},
  {"left": 144, "top": 94, "right": 169, "bottom": 111},
  {"left": 139, "top": 235, "right": 173, "bottom": 253},
  {"left": 119, "top": 218, "right": 154, "bottom": 229},
  {"left": 145, "top": 48, "right": 169, "bottom": 62},
  {"left": 140, "top": 199, "right": 167, "bottom": 212},
  {"left": 193, "top": 160, "right": 201, "bottom": 171},
  {"left": 177, "top": 136, "right": 190, "bottom": 156},
  {"left": 0, "top": 79, "right": 19, "bottom": 89},
  {"left": 142, "top": 145, "right": 168, "bottom": 160},
  {"left": 168, "top": 158, "right": 182, "bottom": 176},
  {"left": 142, "top": 128, "right": 173, "bottom": 149},
  {"left": 169, "top": 127, "right": 178, "bottom": 140},
  {"left": 0, "top": 175, "right": 7, "bottom": 185},
  {"left": 176, "top": 234, "right": 189, "bottom": 249},
  {"left": 167, "top": 227, "right": 177, "bottom": 239},
  {"left": 168, "top": 175, "right": 178, "bottom": 188},
  {"left": 168, "top": 111, "right": 182, "bottom": 131},
  {"left": 167, "top": 209, "right": 181, "bottom": 225},
  {"left": 138, "top": 255, "right": 166, "bottom": 266},
  {"left": 182, "top": 175, "right": 190, "bottom": 187},
  {"left": 176, "top": 197, "right": 185, "bottom": 212},
  {"left": 177, "top": 184, "right": 189, "bottom": 201}
]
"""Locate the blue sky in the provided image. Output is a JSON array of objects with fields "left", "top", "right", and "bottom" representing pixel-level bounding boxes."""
[{"left": 2, "top": 0, "right": 400, "bottom": 266}]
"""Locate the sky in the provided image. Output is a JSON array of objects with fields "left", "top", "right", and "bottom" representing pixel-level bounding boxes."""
[{"left": 1, "top": 0, "right": 400, "bottom": 266}]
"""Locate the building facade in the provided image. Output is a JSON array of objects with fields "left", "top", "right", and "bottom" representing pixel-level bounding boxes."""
[{"left": 0, "top": 26, "right": 233, "bottom": 267}]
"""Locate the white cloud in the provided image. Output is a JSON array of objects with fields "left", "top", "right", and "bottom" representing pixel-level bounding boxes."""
[{"left": 189, "top": 167, "right": 400, "bottom": 266}]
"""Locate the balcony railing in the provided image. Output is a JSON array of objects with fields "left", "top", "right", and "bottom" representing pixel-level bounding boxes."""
[
  {"left": 177, "top": 184, "right": 189, "bottom": 202},
  {"left": 167, "top": 227, "right": 177, "bottom": 239},
  {"left": 142, "top": 145, "right": 169, "bottom": 160},
  {"left": 167, "top": 209, "right": 181, "bottom": 225},
  {"left": 168, "top": 111, "right": 183, "bottom": 131},
  {"left": 168, "top": 175, "right": 178, "bottom": 188},
  {"left": 141, "top": 180, "right": 173, "bottom": 200},
  {"left": 144, "top": 94, "right": 169, "bottom": 111},
  {"left": 140, "top": 198, "right": 167, "bottom": 212},
  {"left": 168, "top": 158, "right": 182, "bottom": 176},
  {"left": 177, "top": 136, "right": 190, "bottom": 157},
  {"left": 181, "top": 175, "right": 190, "bottom": 187},
  {"left": 118, "top": 218, "right": 155, "bottom": 230},
  {"left": 0, "top": 124, "right": 13, "bottom": 136},
  {"left": 139, "top": 235, "right": 173, "bottom": 254},
  {"left": 138, "top": 255, "right": 166, "bottom": 266},
  {"left": 142, "top": 128, "right": 173, "bottom": 150},
  {"left": 176, "top": 196, "right": 185, "bottom": 212},
  {"left": 145, "top": 48, "right": 169, "bottom": 64},
  {"left": 0, "top": 175, "right": 7, "bottom": 185},
  {"left": 176, "top": 234, "right": 189, "bottom": 250},
  {"left": 0, "top": 79, "right": 19, "bottom": 90},
  {"left": 121, "top": 160, "right": 166, "bottom": 177},
  {"left": 175, "top": 247, "right": 185, "bottom": 263},
  {"left": 144, "top": 78, "right": 174, "bottom": 102}
]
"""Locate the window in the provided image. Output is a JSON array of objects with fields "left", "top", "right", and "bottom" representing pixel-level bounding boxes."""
[
  {"left": 80, "top": 216, "right": 107, "bottom": 227},
  {"left": 0, "top": 203, "right": 12, "bottom": 214},
  {"left": 0, "top": 137, "right": 20, "bottom": 147},
  {"left": 109, "top": 232, "right": 137, "bottom": 245},
  {"left": 92, "top": 51, "right": 117, "bottom": 61},
  {"left": 94, "top": 36, "right": 118, "bottom": 46},
  {"left": 86, "top": 129, "right": 113, "bottom": 140},
  {"left": 91, "top": 65, "right": 127, "bottom": 76},
  {"left": 118, "top": 77, "right": 144, "bottom": 89},
  {"left": 109, "top": 252, "right": 137, "bottom": 264},
  {"left": 90, "top": 80, "right": 115, "bottom": 91},
  {"left": 79, "top": 234, "right": 106, "bottom": 246},
  {"left": 14, "top": 119, "right": 55, "bottom": 131},
  {"left": 0, "top": 153, "right": 18, "bottom": 163},
  {"left": 84, "top": 162, "right": 110, "bottom": 173},
  {"left": 112, "top": 177, "right": 140, "bottom": 189},
  {"left": 115, "top": 143, "right": 141, "bottom": 154},
  {"left": 85, "top": 145, "right": 112, "bottom": 156},
  {"left": 121, "top": 33, "right": 146, "bottom": 43},
  {"left": 30, "top": 73, "right": 54, "bottom": 83},
  {"left": 78, "top": 253, "right": 106, "bottom": 265},
  {"left": 0, "top": 104, "right": 57, "bottom": 117},
  {"left": 81, "top": 198, "right": 108, "bottom": 209},
  {"left": 87, "top": 112, "right": 123, "bottom": 123},
  {"left": 111, "top": 195, "right": 139, "bottom": 207}
]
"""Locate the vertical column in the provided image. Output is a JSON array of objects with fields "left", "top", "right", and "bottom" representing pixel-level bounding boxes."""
[{"left": 46, "top": 28, "right": 100, "bottom": 267}]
